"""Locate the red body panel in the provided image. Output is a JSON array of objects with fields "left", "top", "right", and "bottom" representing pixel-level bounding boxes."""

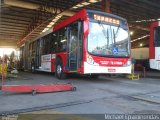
[
  {"left": 149, "top": 21, "right": 158, "bottom": 59},
  {"left": 83, "top": 19, "right": 89, "bottom": 61},
  {"left": 81, "top": 18, "right": 90, "bottom": 74},
  {"left": 51, "top": 59, "right": 55, "bottom": 72}
]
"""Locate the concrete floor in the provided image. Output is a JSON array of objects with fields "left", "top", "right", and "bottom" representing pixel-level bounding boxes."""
[{"left": 0, "top": 71, "right": 160, "bottom": 116}]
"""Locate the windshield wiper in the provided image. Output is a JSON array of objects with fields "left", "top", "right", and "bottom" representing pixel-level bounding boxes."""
[
  {"left": 115, "top": 25, "right": 120, "bottom": 36},
  {"left": 113, "top": 29, "right": 115, "bottom": 45},
  {"left": 98, "top": 21, "right": 109, "bottom": 48},
  {"left": 113, "top": 25, "right": 120, "bottom": 44}
]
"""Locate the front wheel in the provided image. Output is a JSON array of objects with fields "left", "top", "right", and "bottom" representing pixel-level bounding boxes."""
[{"left": 55, "top": 60, "right": 67, "bottom": 79}]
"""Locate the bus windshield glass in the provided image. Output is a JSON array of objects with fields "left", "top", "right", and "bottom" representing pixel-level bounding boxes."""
[{"left": 88, "top": 21, "right": 130, "bottom": 57}]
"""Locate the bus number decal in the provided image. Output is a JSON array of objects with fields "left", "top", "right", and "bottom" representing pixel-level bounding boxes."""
[{"left": 108, "top": 68, "right": 116, "bottom": 72}]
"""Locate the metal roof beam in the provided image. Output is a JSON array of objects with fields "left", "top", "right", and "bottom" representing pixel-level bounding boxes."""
[
  {"left": 0, "top": 38, "right": 17, "bottom": 41},
  {"left": 0, "top": 28, "right": 24, "bottom": 32},
  {"left": 129, "top": 24, "right": 150, "bottom": 32},
  {"left": 111, "top": 0, "right": 157, "bottom": 19},
  {"left": 119, "top": 0, "right": 160, "bottom": 16},
  {"left": 1, "top": 19, "right": 29, "bottom": 25},
  {"left": 137, "top": 0, "right": 160, "bottom": 10},
  {"left": 0, "top": 31, "right": 22, "bottom": 35},
  {"left": 0, "top": 41, "right": 17, "bottom": 48},
  {"left": 1, "top": 17, "right": 31, "bottom": 23},
  {"left": 0, "top": 23, "right": 27, "bottom": 27},
  {"left": 1, "top": 14, "right": 32, "bottom": 21},
  {"left": 4, "top": 0, "right": 74, "bottom": 16},
  {"left": 0, "top": 26, "right": 26, "bottom": 30}
]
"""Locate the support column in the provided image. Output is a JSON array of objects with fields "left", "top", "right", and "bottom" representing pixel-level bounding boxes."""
[{"left": 103, "top": 0, "right": 110, "bottom": 13}]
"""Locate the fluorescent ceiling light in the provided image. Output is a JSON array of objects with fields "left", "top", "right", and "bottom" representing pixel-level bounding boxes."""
[
  {"left": 130, "top": 31, "right": 133, "bottom": 35},
  {"left": 81, "top": 2, "right": 90, "bottom": 5},
  {"left": 76, "top": 4, "right": 84, "bottom": 7},
  {"left": 42, "top": 29, "right": 46, "bottom": 32},
  {"left": 71, "top": 1, "right": 92, "bottom": 9},
  {"left": 56, "top": 16, "right": 61, "bottom": 19},
  {"left": 139, "top": 43, "right": 143, "bottom": 47},
  {"left": 89, "top": 0, "right": 98, "bottom": 3},
  {"left": 72, "top": 6, "right": 78, "bottom": 9},
  {"left": 53, "top": 18, "right": 58, "bottom": 21},
  {"left": 131, "top": 34, "right": 149, "bottom": 42},
  {"left": 42, "top": 28, "right": 49, "bottom": 32},
  {"left": 49, "top": 22, "right": 55, "bottom": 25},
  {"left": 61, "top": 39, "right": 66, "bottom": 42},
  {"left": 47, "top": 24, "right": 52, "bottom": 28},
  {"left": 52, "top": 19, "right": 56, "bottom": 22},
  {"left": 44, "top": 28, "right": 49, "bottom": 31}
]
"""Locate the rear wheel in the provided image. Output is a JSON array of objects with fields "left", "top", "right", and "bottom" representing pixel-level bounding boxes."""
[{"left": 55, "top": 59, "right": 67, "bottom": 79}]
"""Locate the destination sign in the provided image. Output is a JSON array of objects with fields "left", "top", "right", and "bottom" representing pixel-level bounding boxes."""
[{"left": 93, "top": 14, "right": 120, "bottom": 25}]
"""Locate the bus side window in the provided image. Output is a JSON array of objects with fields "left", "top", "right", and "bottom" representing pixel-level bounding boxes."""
[
  {"left": 56, "top": 28, "right": 67, "bottom": 52},
  {"left": 40, "top": 38, "right": 44, "bottom": 56},
  {"left": 44, "top": 34, "right": 52, "bottom": 54},
  {"left": 49, "top": 33, "right": 55, "bottom": 53}
]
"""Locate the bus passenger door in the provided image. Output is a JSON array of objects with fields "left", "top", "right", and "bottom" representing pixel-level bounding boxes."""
[{"left": 67, "top": 22, "right": 82, "bottom": 71}]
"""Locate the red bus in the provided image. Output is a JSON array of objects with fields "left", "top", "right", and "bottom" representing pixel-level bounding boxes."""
[
  {"left": 20, "top": 9, "right": 132, "bottom": 79},
  {"left": 149, "top": 21, "right": 160, "bottom": 70}
]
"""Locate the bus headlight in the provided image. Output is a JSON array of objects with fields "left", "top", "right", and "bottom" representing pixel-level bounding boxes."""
[
  {"left": 87, "top": 55, "right": 99, "bottom": 65},
  {"left": 123, "top": 60, "right": 131, "bottom": 67},
  {"left": 87, "top": 55, "right": 94, "bottom": 65}
]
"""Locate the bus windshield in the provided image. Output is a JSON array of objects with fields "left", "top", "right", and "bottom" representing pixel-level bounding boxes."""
[{"left": 88, "top": 21, "right": 130, "bottom": 57}]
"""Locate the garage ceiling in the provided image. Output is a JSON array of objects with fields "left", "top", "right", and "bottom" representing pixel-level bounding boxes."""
[{"left": 0, "top": 0, "right": 160, "bottom": 48}]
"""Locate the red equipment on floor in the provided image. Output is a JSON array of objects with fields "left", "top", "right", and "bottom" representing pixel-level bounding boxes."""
[
  {"left": 2, "top": 84, "right": 76, "bottom": 95},
  {"left": 1, "top": 54, "right": 76, "bottom": 95}
]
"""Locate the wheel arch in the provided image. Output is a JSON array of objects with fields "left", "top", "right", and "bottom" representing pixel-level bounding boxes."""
[{"left": 55, "top": 56, "right": 62, "bottom": 67}]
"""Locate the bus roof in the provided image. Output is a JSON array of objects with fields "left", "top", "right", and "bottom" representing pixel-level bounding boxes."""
[
  {"left": 53, "top": 9, "right": 127, "bottom": 32},
  {"left": 53, "top": 9, "right": 87, "bottom": 32}
]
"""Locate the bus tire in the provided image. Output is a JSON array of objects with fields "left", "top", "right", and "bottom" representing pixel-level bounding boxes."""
[{"left": 55, "top": 59, "right": 66, "bottom": 79}]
